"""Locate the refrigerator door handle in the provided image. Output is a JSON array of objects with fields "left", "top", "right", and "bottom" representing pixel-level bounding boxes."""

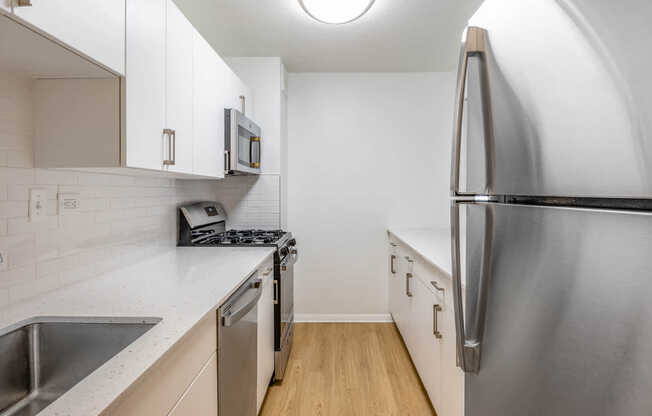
[
  {"left": 450, "top": 26, "right": 494, "bottom": 197},
  {"left": 451, "top": 201, "right": 493, "bottom": 373}
]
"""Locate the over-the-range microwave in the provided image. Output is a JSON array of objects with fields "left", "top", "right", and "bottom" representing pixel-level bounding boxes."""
[{"left": 224, "top": 108, "right": 262, "bottom": 175}]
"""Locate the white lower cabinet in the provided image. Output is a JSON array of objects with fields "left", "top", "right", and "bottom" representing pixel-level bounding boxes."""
[
  {"left": 256, "top": 258, "right": 275, "bottom": 413},
  {"left": 108, "top": 313, "right": 217, "bottom": 416},
  {"left": 168, "top": 353, "right": 218, "bottom": 416},
  {"left": 411, "top": 277, "right": 442, "bottom": 407},
  {"left": 387, "top": 237, "right": 464, "bottom": 416}
]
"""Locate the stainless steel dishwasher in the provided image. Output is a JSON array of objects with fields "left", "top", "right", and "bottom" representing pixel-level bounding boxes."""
[{"left": 218, "top": 271, "right": 262, "bottom": 416}]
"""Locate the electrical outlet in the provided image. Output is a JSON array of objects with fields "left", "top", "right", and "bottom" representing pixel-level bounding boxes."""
[
  {"left": 0, "top": 250, "right": 7, "bottom": 271},
  {"left": 58, "top": 192, "right": 81, "bottom": 215},
  {"left": 29, "top": 188, "right": 47, "bottom": 222}
]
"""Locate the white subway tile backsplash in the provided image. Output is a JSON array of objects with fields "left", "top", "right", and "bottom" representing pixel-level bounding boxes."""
[
  {"left": 0, "top": 72, "right": 217, "bottom": 309},
  {"left": 2, "top": 167, "right": 35, "bottom": 185},
  {"left": 213, "top": 175, "right": 281, "bottom": 230}
]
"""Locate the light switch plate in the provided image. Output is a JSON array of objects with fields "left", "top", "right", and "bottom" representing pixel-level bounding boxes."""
[{"left": 29, "top": 188, "right": 47, "bottom": 222}]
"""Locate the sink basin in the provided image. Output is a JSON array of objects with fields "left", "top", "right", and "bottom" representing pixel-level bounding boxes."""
[{"left": 0, "top": 316, "right": 161, "bottom": 416}]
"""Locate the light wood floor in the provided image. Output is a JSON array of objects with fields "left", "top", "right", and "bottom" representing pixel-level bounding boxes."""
[{"left": 260, "top": 323, "right": 436, "bottom": 416}]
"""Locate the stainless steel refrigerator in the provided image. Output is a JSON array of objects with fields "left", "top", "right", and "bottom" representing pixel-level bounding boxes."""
[{"left": 450, "top": 1, "right": 652, "bottom": 414}]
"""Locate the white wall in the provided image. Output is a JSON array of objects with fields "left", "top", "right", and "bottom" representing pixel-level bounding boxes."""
[
  {"left": 288, "top": 72, "right": 455, "bottom": 320},
  {"left": 0, "top": 72, "right": 216, "bottom": 315}
]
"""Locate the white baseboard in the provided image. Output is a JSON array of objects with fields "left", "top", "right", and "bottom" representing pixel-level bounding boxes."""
[{"left": 295, "top": 313, "right": 393, "bottom": 323}]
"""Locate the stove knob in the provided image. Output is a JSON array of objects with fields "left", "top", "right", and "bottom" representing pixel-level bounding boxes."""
[
  {"left": 280, "top": 247, "right": 289, "bottom": 257},
  {"left": 288, "top": 238, "right": 297, "bottom": 247}
]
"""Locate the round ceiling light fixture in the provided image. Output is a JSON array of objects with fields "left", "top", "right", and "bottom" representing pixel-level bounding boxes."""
[{"left": 299, "top": 0, "right": 376, "bottom": 24}]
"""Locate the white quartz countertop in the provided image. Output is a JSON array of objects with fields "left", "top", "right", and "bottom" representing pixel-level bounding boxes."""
[
  {"left": 388, "top": 227, "right": 452, "bottom": 277},
  {"left": 0, "top": 247, "right": 274, "bottom": 416}
]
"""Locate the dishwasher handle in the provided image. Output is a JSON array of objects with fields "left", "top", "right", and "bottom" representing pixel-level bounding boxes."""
[{"left": 222, "top": 278, "right": 263, "bottom": 327}]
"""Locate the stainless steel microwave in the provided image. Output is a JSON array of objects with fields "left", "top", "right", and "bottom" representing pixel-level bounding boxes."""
[{"left": 224, "top": 109, "right": 262, "bottom": 175}]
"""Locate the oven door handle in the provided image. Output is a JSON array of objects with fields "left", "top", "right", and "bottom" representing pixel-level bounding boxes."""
[{"left": 222, "top": 279, "right": 263, "bottom": 327}]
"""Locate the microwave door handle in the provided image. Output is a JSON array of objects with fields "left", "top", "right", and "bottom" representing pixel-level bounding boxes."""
[
  {"left": 249, "top": 136, "right": 253, "bottom": 167},
  {"left": 249, "top": 136, "right": 260, "bottom": 169}
]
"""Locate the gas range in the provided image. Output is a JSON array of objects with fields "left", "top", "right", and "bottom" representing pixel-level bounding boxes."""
[
  {"left": 177, "top": 201, "right": 297, "bottom": 382},
  {"left": 191, "top": 229, "right": 293, "bottom": 248}
]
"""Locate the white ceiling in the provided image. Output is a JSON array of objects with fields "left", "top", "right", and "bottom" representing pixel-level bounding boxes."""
[{"left": 173, "top": 0, "right": 484, "bottom": 72}]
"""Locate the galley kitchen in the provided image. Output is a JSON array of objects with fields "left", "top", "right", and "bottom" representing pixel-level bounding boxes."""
[{"left": 0, "top": 1, "right": 651, "bottom": 416}]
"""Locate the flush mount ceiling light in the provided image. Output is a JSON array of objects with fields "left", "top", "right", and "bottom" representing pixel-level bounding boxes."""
[{"left": 299, "top": 0, "right": 376, "bottom": 24}]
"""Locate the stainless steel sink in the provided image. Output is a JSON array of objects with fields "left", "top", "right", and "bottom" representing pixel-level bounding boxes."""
[{"left": 0, "top": 316, "right": 161, "bottom": 416}]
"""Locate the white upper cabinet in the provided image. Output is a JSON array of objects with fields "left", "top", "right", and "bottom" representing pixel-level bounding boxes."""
[
  {"left": 30, "top": 0, "right": 249, "bottom": 179},
  {"left": 125, "top": 0, "right": 166, "bottom": 171},
  {"left": 165, "top": 0, "right": 194, "bottom": 174},
  {"left": 192, "top": 30, "right": 224, "bottom": 178},
  {"left": 10, "top": 0, "right": 125, "bottom": 74}
]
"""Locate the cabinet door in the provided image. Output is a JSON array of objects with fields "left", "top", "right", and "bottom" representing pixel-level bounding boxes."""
[
  {"left": 168, "top": 353, "right": 218, "bottom": 416},
  {"left": 257, "top": 262, "right": 275, "bottom": 413},
  {"left": 125, "top": 0, "right": 166, "bottom": 170},
  {"left": 13, "top": 0, "right": 125, "bottom": 74},
  {"left": 388, "top": 242, "right": 400, "bottom": 319},
  {"left": 192, "top": 30, "right": 224, "bottom": 178},
  {"left": 411, "top": 277, "right": 443, "bottom": 410},
  {"left": 438, "top": 277, "right": 464, "bottom": 416},
  {"left": 165, "top": 0, "right": 193, "bottom": 174},
  {"left": 394, "top": 251, "right": 414, "bottom": 343}
]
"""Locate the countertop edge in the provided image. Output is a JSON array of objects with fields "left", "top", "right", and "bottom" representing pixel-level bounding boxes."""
[
  {"left": 99, "top": 249, "right": 275, "bottom": 415},
  {"left": 387, "top": 228, "right": 453, "bottom": 279}
]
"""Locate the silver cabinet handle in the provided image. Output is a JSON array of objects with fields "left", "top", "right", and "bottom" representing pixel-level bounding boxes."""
[
  {"left": 273, "top": 280, "right": 279, "bottom": 305},
  {"left": 239, "top": 95, "right": 246, "bottom": 115},
  {"left": 450, "top": 26, "right": 494, "bottom": 196},
  {"left": 389, "top": 242, "right": 398, "bottom": 247},
  {"left": 390, "top": 255, "right": 397, "bottom": 274},
  {"left": 433, "top": 304, "right": 443, "bottom": 339},
  {"left": 405, "top": 273, "right": 413, "bottom": 297},
  {"left": 163, "top": 128, "right": 176, "bottom": 166},
  {"left": 431, "top": 281, "right": 445, "bottom": 292},
  {"left": 171, "top": 129, "right": 176, "bottom": 165}
]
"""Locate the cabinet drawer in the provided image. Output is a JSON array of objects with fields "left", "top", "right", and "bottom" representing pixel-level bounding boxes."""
[
  {"left": 168, "top": 352, "right": 218, "bottom": 416},
  {"left": 104, "top": 313, "right": 217, "bottom": 416}
]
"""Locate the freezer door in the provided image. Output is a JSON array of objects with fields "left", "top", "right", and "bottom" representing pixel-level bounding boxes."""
[
  {"left": 457, "top": 0, "right": 652, "bottom": 198},
  {"left": 455, "top": 202, "right": 652, "bottom": 415}
]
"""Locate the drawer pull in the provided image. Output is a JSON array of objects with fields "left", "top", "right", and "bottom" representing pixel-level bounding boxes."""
[
  {"left": 406, "top": 273, "right": 413, "bottom": 297},
  {"left": 390, "top": 255, "right": 397, "bottom": 274},
  {"left": 433, "top": 304, "right": 443, "bottom": 339},
  {"left": 430, "top": 281, "right": 445, "bottom": 292}
]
